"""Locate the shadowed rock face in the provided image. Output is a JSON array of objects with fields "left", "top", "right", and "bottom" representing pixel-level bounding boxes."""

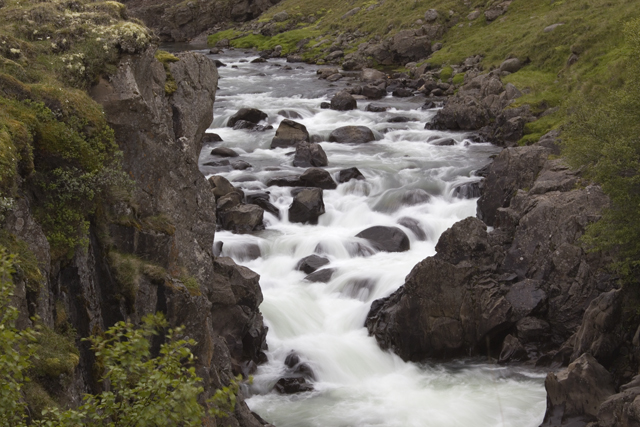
[
  {"left": 366, "top": 141, "right": 612, "bottom": 363},
  {"left": 123, "top": 0, "right": 283, "bottom": 42}
]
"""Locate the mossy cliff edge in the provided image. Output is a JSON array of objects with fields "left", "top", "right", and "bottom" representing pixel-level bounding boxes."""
[{"left": 0, "top": 1, "right": 267, "bottom": 425}]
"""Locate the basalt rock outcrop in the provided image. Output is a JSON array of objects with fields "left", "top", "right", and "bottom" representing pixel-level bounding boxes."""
[
  {"left": 3, "top": 47, "right": 268, "bottom": 426},
  {"left": 123, "top": 0, "right": 282, "bottom": 42},
  {"left": 366, "top": 138, "right": 613, "bottom": 363}
]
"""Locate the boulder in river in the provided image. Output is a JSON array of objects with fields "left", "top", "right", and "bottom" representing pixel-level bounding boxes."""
[
  {"left": 300, "top": 168, "right": 337, "bottom": 190},
  {"left": 278, "top": 110, "right": 303, "bottom": 119},
  {"left": 397, "top": 217, "right": 427, "bottom": 241},
  {"left": 202, "top": 133, "right": 223, "bottom": 143},
  {"left": 338, "top": 167, "right": 365, "bottom": 183},
  {"left": 329, "top": 126, "right": 375, "bottom": 144},
  {"left": 289, "top": 188, "right": 325, "bottom": 224},
  {"left": 356, "top": 226, "right": 410, "bottom": 253},
  {"left": 304, "top": 268, "right": 335, "bottom": 283},
  {"left": 271, "top": 119, "right": 310, "bottom": 148},
  {"left": 210, "top": 147, "right": 239, "bottom": 157},
  {"left": 361, "top": 68, "right": 387, "bottom": 83},
  {"left": 330, "top": 90, "right": 357, "bottom": 111},
  {"left": 296, "top": 254, "right": 330, "bottom": 274},
  {"left": 293, "top": 142, "right": 328, "bottom": 167},
  {"left": 365, "top": 103, "right": 388, "bottom": 112},
  {"left": 274, "top": 377, "right": 313, "bottom": 394},
  {"left": 219, "top": 204, "right": 264, "bottom": 234},
  {"left": 246, "top": 193, "right": 280, "bottom": 218},
  {"left": 362, "top": 85, "right": 387, "bottom": 100},
  {"left": 227, "top": 107, "right": 268, "bottom": 127}
]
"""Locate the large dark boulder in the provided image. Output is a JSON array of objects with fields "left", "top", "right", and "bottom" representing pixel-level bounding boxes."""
[
  {"left": 227, "top": 107, "right": 268, "bottom": 127},
  {"left": 289, "top": 188, "right": 325, "bottom": 224},
  {"left": 329, "top": 126, "right": 375, "bottom": 144},
  {"left": 300, "top": 168, "right": 337, "bottom": 190},
  {"left": 210, "top": 147, "right": 239, "bottom": 157},
  {"left": 330, "top": 90, "right": 357, "bottom": 111},
  {"left": 427, "top": 95, "right": 490, "bottom": 131},
  {"left": 338, "top": 167, "right": 365, "bottom": 183},
  {"left": 274, "top": 377, "right": 313, "bottom": 394},
  {"left": 293, "top": 142, "right": 328, "bottom": 167},
  {"left": 362, "top": 85, "right": 387, "bottom": 100},
  {"left": 541, "top": 354, "right": 615, "bottom": 426},
  {"left": 356, "top": 226, "right": 410, "bottom": 253},
  {"left": 271, "top": 119, "right": 310, "bottom": 148},
  {"left": 219, "top": 204, "right": 264, "bottom": 234},
  {"left": 390, "top": 30, "right": 431, "bottom": 63}
]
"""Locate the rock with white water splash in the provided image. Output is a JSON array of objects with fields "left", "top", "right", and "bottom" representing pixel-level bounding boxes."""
[
  {"left": 329, "top": 126, "right": 375, "bottom": 144},
  {"left": 338, "top": 167, "right": 365, "bottom": 183},
  {"left": 300, "top": 168, "right": 337, "bottom": 190},
  {"left": 289, "top": 188, "right": 325, "bottom": 224},
  {"left": 293, "top": 142, "right": 328, "bottom": 167},
  {"left": 219, "top": 204, "right": 264, "bottom": 233},
  {"left": 227, "top": 107, "right": 268, "bottom": 127},
  {"left": 356, "top": 226, "right": 410, "bottom": 253},
  {"left": 296, "top": 255, "right": 330, "bottom": 274}
]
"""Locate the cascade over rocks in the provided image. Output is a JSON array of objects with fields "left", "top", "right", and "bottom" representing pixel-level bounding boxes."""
[
  {"left": 355, "top": 226, "right": 410, "bottom": 253},
  {"left": 228, "top": 107, "right": 268, "bottom": 127},
  {"left": 366, "top": 139, "right": 612, "bottom": 363}
]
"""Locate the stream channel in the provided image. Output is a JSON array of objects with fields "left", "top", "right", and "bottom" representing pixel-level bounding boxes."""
[{"left": 192, "top": 48, "right": 547, "bottom": 427}]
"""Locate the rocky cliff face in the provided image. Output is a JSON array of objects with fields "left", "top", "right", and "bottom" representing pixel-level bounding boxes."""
[
  {"left": 123, "top": 0, "right": 281, "bottom": 42},
  {"left": 4, "top": 47, "right": 268, "bottom": 425}
]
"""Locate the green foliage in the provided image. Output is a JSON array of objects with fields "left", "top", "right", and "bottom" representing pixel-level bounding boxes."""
[
  {"left": 562, "top": 19, "right": 640, "bottom": 277},
  {"left": 439, "top": 66, "right": 453, "bottom": 81},
  {"left": 37, "top": 313, "right": 241, "bottom": 426},
  {"left": 0, "top": 230, "right": 44, "bottom": 293},
  {"left": 451, "top": 73, "right": 465, "bottom": 86},
  {"left": 31, "top": 325, "right": 79, "bottom": 380},
  {"left": 154, "top": 50, "right": 179, "bottom": 95},
  {"left": 0, "top": 247, "right": 36, "bottom": 427}
]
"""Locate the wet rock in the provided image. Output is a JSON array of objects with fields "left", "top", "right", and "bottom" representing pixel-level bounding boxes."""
[
  {"left": 365, "top": 103, "right": 388, "bottom": 112},
  {"left": 320, "top": 102, "right": 330, "bottom": 109},
  {"left": 233, "top": 120, "right": 272, "bottom": 131},
  {"left": 430, "top": 137, "right": 456, "bottom": 146},
  {"left": 392, "top": 87, "right": 413, "bottom": 97},
  {"left": 362, "top": 84, "right": 387, "bottom": 100},
  {"left": 516, "top": 317, "right": 550, "bottom": 343},
  {"left": 541, "top": 354, "right": 615, "bottom": 426},
  {"left": 452, "top": 181, "right": 481, "bottom": 199},
  {"left": 300, "top": 168, "right": 337, "bottom": 190},
  {"left": 246, "top": 193, "right": 280, "bottom": 218},
  {"left": 289, "top": 188, "right": 325, "bottom": 224},
  {"left": 251, "top": 57, "right": 267, "bottom": 63},
  {"left": 304, "top": 268, "right": 335, "bottom": 283},
  {"left": 271, "top": 119, "right": 310, "bottom": 149},
  {"left": 274, "top": 377, "right": 313, "bottom": 394},
  {"left": 427, "top": 95, "right": 490, "bottom": 131},
  {"left": 356, "top": 226, "right": 410, "bottom": 253},
  {"left": 338, "top": 167, "right": 365, "bottom": 183},
  {"left": 296, "top": 255, "right": 330, "bottom": 274},
  {"left": 227, "top": 107, "right": 268, "bottom": 127},
  {"left": 210, "top": 147, "right": 239, "bottom": 157},
  {"left": 267, "top": 176, "right": 303, "bottom": 187},
  {"left": 277, "top": 110, "right": 303, "bottom": 119},
  {"left": 498, "top": 334, "right": 528, "bottom": 364},
  {"left": 329, "top": 126, "right": 375, "bottom": 144},
  {"left": 387, "top": 116, "right": 413, "bottom": 123},
  {"left": 401, "top": 189, "right": 431, "bottom": 205},
  {"left": 202, "top": 133, "right": 223, "bottom": 143},
  {"left": 209, "top": 175, "right": 237, "bottom": 200},
  {"left": 317, "top": 67, "right": 340, "bottom": 79},
  {"left": 397, "top": 217, "right": 427, "bottom": 241},
  {"left": 361, "top": 68, "right": 387, "bottom": 82},
  {"left": 293, "top": 142, "right": 328, "bottom": 168},
  {"left": 217, "top": 192, "right": 243, "bottom": 213},
  {"left": 330, "top": 90, "right": 357, "bottom": 111},
  {"left": 231, "top": 160, "right": 252, "bottom": 170},
  {"left": 219, "top": 204, "right": 264, "bottom": 234}
]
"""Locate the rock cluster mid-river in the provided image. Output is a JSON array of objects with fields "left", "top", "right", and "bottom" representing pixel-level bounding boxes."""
[{"left": 199, "top": 50, "right": 546, "bottom": 427}]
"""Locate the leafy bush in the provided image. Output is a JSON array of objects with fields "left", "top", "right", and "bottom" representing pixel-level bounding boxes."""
[{"left": 563, "top": 19, "right": 640, "bottom": 277}]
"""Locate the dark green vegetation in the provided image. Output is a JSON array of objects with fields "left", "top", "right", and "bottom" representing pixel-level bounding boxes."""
[
  {"left": 0, "top": 249, "right": 240, "bottom": 426},
  {"left": 0, "top": 0, "right": 151, "bottom": 260},
  {"left": 563, "top": 19, "right": 640, "bottom": 279},
  {"left": 209, "top": 0, "right": 639, "bottom": 143}
]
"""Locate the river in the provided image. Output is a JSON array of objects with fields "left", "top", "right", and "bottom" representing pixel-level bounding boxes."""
[{"left": 198, "top": 49, "right": 546, "bottom": 427}]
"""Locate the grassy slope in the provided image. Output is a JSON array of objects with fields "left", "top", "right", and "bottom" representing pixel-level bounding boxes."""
[{"left": 209, "top": 0, "right": 640, "bottom": 143}]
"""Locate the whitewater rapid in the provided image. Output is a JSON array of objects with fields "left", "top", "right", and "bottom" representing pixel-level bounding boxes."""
[{"left": 200, "top": 49, "right": 546, "bottom": 427}]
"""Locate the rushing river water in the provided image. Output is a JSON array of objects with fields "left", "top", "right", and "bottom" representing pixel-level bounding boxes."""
[{"left": 196, "top": 49, "right": 546, "bottom": 427}]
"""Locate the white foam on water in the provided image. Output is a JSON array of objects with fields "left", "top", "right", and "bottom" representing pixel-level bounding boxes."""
[{"left": 205, "top": 50, "right": 546, "bottom": 427}]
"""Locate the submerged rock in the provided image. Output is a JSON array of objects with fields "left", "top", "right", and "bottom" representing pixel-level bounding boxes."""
[{"left": 329, "top": 126, "right": 375, "bottom": 144}]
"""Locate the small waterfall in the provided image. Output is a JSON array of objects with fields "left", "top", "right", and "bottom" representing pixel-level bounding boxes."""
[{"left": 203, "top": 50, "right": 546, "bottom": 427}]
